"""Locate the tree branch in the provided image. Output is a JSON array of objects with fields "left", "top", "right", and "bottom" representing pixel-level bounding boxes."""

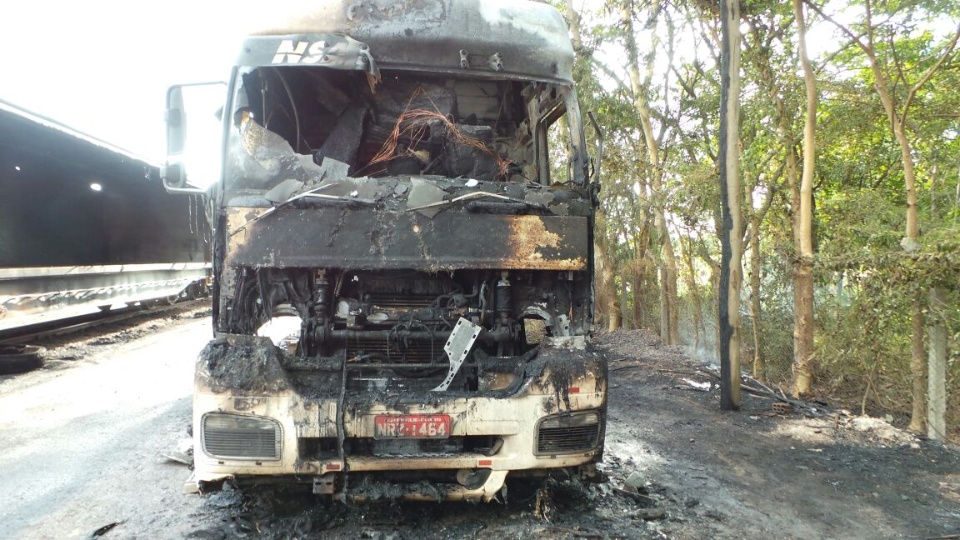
[
  {"left": 901, "top": 22, "right": 960, "bottom": 121},
  {"left": 803, "top": 0, "right": 867, "bottom": 52}
]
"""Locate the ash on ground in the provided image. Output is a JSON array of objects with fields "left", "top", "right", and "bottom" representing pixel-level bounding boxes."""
[{"left": 184, "top": 329, "right": 960, "bottom": 540}]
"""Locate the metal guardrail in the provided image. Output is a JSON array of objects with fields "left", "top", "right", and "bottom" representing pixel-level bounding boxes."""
[
  {"left": 0, "top": 299, "right": 208, "bottom": 345},
  {"left": 0, "top": 263, "right": 210, "bottom": 331}
]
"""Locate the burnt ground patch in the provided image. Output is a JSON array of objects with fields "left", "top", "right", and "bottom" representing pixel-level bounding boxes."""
[{"left": 182, "top": 328, "right": 960, "bottom": 540}]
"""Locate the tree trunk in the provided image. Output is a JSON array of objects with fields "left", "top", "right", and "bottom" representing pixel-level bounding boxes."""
[
  {"left": 890, "top": 78, "right": 924, "bottom": 433},
  {"left": 628, "top": 167, "right": 653, "bottom": 331},
  {"left": 792, "top": 0, "right": 817, "bottom": 396},
  {"left": 895, "top": 118, "right": 926, "bottom": 431},
  {"left": 793, "top": 264, "right": 815, "bottom": 394},
  {"left": 749, "top": 216, "right": 764, "bottom": 379},
  {"left": 621, "top": 2, "right": 680, "bottom": 345},
  {"left": 718, "top": 0, "right": 742, "bottom": 410},
  {"left": 632, "top": 263, "right": 643, "bottom": 330},
  {"left": 750, "top": 11, "right": 807, "bottom": 395},
  {"left": 594, "top": 215, "right": 622, "bottom": 331}
]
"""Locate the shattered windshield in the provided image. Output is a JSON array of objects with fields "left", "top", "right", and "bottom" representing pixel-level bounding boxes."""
[{"left": 223, "top": 65, "right": 583, "bottom": 202}]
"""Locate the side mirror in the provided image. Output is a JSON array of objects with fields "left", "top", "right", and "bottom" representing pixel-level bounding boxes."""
[
  {"left": 163, "top": 82, "right": 227, "bottom": 194},
  {"left": 160, "top": 162, "right": 187, "bottom": 190}
]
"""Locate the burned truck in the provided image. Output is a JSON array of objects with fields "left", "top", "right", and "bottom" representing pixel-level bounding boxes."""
[{"left": 163, "top": 0, "right": 606, "bottom": 501}]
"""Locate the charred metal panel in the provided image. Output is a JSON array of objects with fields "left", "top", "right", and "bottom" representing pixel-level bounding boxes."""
[
  {"left": 225, "top": 208, "right": 587, "bottom": 271},
  {"left": 197, "top": 334, "right": 293, "bottom": 394},
  {"left": 244, "top": 0, "right": 574, "bottom": 84},
  {"left": 526, "top": 337, "right": 608, "bottom": 413}
]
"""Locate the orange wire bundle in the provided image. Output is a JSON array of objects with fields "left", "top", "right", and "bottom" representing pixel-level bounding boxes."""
[{"left": 368, "top": 87, "right": 510, "bottom": 179}]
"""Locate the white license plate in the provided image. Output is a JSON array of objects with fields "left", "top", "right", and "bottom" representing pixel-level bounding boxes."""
[{"left": 374, "top": 414, "right": 451, "bottom": 439}]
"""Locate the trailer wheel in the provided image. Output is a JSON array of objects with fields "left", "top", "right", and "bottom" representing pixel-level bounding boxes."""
[{"left": 0, "top": 345, "right": 44, "bottom": 375}]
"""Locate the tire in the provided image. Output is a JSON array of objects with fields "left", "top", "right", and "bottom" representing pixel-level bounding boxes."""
[{"left": 0, "top": 345, "right": 44, "bottom": 375}]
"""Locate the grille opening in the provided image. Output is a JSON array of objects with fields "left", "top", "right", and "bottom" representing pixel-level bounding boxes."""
[
  {"left": 343, "top": 339, "right": 479, "bottom": 392},
  {"left": 367, "top": 292, "right": 436, "bottom": 309},
  {"left": 346, "top": 435, "right": 500, "bottom": 458},
  {"left": 348, "top": 436, "right": 463, "bottom": 457},
  {"left": 344, "top": 367, "right": 475, "bottom": 392},
  {"left": 536, "top": 412, "right": 602, "bottom": 455},
  {"left": 346, "top": 338, "right": 444, "bottom": 364},
  {"left": 202, "top": 413, "right": 282, "bottom": 460},
  {"left": 298, "top": 437, "right": 339, "bottom": 460}
]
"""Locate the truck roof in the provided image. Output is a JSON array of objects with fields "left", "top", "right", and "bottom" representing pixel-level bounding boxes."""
[{"left": 240, "top": 0, "right": 575, "bottom": 84}]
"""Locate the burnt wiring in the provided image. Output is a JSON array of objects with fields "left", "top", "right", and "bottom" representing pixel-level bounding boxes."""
[
  {"left": 428, "top": 283, "right": 472, "bottom": 324},
  {"left": 370, "top": 108, "right": 511, "bottom": 179},
  {"left": 385, "top": 310, "right": 450, "bottom": 378},
  {"left": 479, "top": 280, "right": 492, "bottom": 326},
  {"left": 226, "top": 269, "right": 314, "bottom": 334},
  {"left": 388, "top": 314, "right": 436, "bottom": 360},
  {"left": 228, "top": 270, "right": 262, "bottom": 334},
  {"left": 359, "top": 85, "right": 511, "bottom": 179}
]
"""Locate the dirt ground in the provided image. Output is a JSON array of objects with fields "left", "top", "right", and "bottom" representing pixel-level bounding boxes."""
[
  {"left": 4, "top": 314, "right": 958, "bottom": 539},
  {"left": 186, "top": 329, "right": 960, "bottom": 540}
]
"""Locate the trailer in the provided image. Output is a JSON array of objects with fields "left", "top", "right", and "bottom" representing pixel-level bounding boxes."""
[{"left": 0, "top": 100, "right": 210, "bottom": 331}]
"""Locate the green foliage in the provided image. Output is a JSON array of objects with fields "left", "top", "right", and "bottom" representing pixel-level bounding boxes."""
[
  {"left": 559, "top": 0, "right": 960, "bottom": 434},
  {"left": 815, "top": 288, "right": 914, "bottom": 414},
  {"left": 818, "top": 189, "right": 904, "bottom": 259},
  {"left": 816, "top": 272, "right": 960, "bottom": 424}
]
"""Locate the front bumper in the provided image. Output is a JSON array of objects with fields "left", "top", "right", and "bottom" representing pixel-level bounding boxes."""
[{"left": 189, "top": 336, "right": 606, "bottom": 500}]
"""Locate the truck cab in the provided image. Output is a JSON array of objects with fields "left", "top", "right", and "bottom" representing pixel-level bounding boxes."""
[{"left": 165, "top": 0, "right": 606, "bottom": 501}]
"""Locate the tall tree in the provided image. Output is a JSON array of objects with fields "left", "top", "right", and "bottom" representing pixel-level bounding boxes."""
[
  {"left": 792, "top": 0, "right": 817, "bottom": 396},
  {"left": 620, "top": 0, "right": 681, "bottom": 344},
  {"left": 718, "top": 0, "right": 743, "bottom": 410},
  {"left": 808, "top": 0, "right": 960, "bottom": 430},
  {"left": 741, "top": 6, "right": 810, "bottom": 388}
]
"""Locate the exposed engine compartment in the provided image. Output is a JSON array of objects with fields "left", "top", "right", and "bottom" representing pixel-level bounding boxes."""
[{"left": 223, "top": 267, "right": 590, "bottom": 394}]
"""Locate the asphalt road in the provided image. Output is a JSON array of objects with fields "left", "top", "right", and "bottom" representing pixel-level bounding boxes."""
[{"left": 0, "top": 317, "right": 212, "bottom": 540}]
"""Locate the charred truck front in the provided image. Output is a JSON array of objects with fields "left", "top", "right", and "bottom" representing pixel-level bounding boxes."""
[{"left": 163, "top": 0, "right": 606, "bottom": 501}]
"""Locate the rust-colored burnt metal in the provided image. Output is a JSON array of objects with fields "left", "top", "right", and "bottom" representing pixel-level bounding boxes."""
[{"left": 225, "top": 208, "right": 587, "bottom": 271}]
